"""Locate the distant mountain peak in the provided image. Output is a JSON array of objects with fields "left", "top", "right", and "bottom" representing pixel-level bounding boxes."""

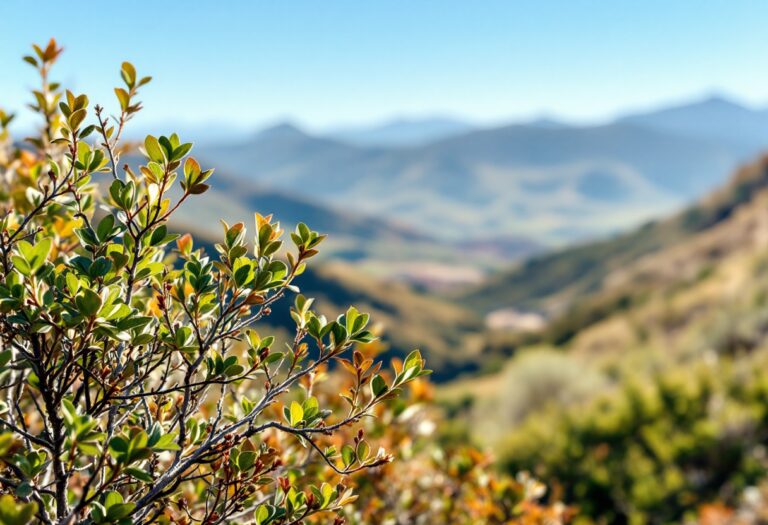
[
  {"left": 526, "top": 115, "right": 568, "bottom": 129},
  {"left": 378, "top": 115, "right": 470, "bottom": 127},
  {"left": 620, "top": 93, "right": 752, "bottom": 121},
  {"left": 702, "top": 93, "right": 738, "bottom": 104},
  {"left": 689, "top": 93, "right": 750, "bottom": 111},
  {"left": 256, "top": 121, "right": 307, "bottom": 140},
  {"left": 616, "top": 92, "right": 768, "bottom": 147}
]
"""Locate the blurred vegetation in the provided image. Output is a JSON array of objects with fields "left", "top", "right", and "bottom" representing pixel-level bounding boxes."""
[
  {"left": 497, "top": 350, "right": 608, "bottom": 427},
  {"left": 446, "top": 154, "right": 768, "bottom": 524},
  {"left": 499, "top": 356, "right": 768, "bottom": 524}
]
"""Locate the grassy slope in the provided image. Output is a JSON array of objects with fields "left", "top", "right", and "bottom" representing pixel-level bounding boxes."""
[{"left": 461, "top": 153, "right": 768, "bottom": 317}]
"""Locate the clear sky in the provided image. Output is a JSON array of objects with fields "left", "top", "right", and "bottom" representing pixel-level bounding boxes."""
[{"left": 1, "top": 1, "right": 768, "bottom": 131}]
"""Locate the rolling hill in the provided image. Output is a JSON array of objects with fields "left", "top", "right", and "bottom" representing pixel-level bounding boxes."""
[
  {"left": 169, "top": 169, "right": 432, "bottom": 258},
  {"left": 167, "top": 168, "right": 518, "bottom": 287},
  {"left": 461, "top": 152, "right": 768, "bottom": 346}
]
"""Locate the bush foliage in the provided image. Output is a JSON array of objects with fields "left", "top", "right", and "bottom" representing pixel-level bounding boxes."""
[
  {"left": 0, "top": 38, "right": 573, "bottom": 525},
  {"left": 500, "top": 356, "right": 768, "bottom": 524},
  {"left": 0, "top": 39, "right": 434, "bottom": 524}
]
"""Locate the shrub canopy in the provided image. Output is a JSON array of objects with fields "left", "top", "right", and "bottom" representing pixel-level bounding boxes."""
[{"left": 0, "top": 39, "right": 430, "bottom": 525}]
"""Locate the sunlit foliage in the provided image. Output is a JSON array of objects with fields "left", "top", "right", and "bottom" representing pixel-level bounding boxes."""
[
  {"left": 500, "top": 356, "right": 768, "bottom": 524},
  {"left": 0, "top": 39, "right": 432, "bottom": 524}
]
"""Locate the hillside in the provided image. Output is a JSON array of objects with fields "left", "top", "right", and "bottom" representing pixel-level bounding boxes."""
[
  {"left": 112, "top": 154, "right": 499, "bottom": 287},
  {"left": 447, "top": 153, "right": 768, "bottom": 391},
  {"left": 462, "top": 153, "right": 768, "bottom": 318},
  {"left": 441, "top": 154, "right": 768, "bottom": 523},
  {"left": 284, "top": 262, "right": 486, "bottom": 380}
]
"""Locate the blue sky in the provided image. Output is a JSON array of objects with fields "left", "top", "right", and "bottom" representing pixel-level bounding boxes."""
[{"left": 1, "top": 1, "right": 767, "bottom": 131}]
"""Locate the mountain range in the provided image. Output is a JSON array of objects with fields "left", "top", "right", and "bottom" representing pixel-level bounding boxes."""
[{"left": 196, "top": 94, "right": 768, "bottom": 256}]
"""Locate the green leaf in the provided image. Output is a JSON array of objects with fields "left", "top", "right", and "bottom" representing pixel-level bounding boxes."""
[
  {"left": 255, "top": 505, "right": 269, "bottom": 525},
  {"left": 68, "top": 108, "right": 87, "bottom": 130},
  {"left": 89, "top": 257, "right": 112, "bottom": 279},
  {"left": 15, "top": 482, "right": 32, "bottom": 499},
  {"left": 149, "top": 225, "right": 167, "bottom": 246},
  {"left": 126, "top": 467, "right": 153, "bottom": 482},
  {"left": 96, "top": 214, "right": 115, "bottom": 242},
  {"left": 143, "top": 135, "right": 165, "bottom": 163},
  {"left": 370, "top": 374, "right": 388, "bottom": 398},
  {"left": 184, "top": 157, "right": 200, "bottom": 181},
  {"left": 75, "top": 288, "right": 102, "bottom": 317},
  {"left": 172, "top": 142, "right": 193, "bottom": 161},
  {"left": 264, "top": 352, "right": 283, "bottom": 365},
  {"left": 65, "top": 272, "right": 80, "bottom": 294},
  {"left": 10, "top": 256, "right": 31, "bottom": 276},
  {"left": 341, "top": 444, "right": 356, "bottom": 468},
  {"left": 0, "top": 494, "right": 36, "bottom": 525},
  {"left": 16, "top": 238, "right": 51, "bottom": 273},
  {"left": 151, "top": 433, "right": 181, "bottom": 451},
  {"left": 106, "top": 502, "right": 135, "bottom": 521},
  {"left": 356, "top": 440, "right": 370, "bottom": 462},
  {"left": 225, "top": 364, "right": 245, "bottom": 377},
  {"left": 302, "top": 397, "right": 319, "bottom": 420},
  {"left": 61, "top": 398, "right": 77, "bottom": 427},
  {"left": 238, "top": 450, "right": 256, "bottom": 471},
  {"left": 103, "top": 491, "right": 123, "bottom": 509},
  {"left": 114, "top": 88, "right": 130, "bottom": 111},
  {"left": 109, "top": 436, "right": 129, "bottom": 455},
  {"left": 90, "top": 502, "right": 106, "bottom": 523},
  {"left": 121, "top": 62, "right": 136, "bottom": 87},
  {"left": 289, "top": 401, "right": 303, "bottom": 426},
  {"left": 0, "top": 350, "right": 13, "bottom": 372}
]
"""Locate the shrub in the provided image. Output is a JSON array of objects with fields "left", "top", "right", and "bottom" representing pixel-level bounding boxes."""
[
  {"left": 496, "top": 350, "right": 607, "bottom": 427},
  {"left": 499, "top": 358, "right": 768, "bottom": 524},
  {"left": 0, "top": 40, "right": 430, "bottom": 524}
]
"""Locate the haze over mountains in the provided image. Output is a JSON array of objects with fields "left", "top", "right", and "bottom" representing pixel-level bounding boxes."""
[
  {"left": 196, "top": 94, "right": 768, "bottom": 262},
  {"left": 326, "top": 116, "right": 475, "bottom": 147}
]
